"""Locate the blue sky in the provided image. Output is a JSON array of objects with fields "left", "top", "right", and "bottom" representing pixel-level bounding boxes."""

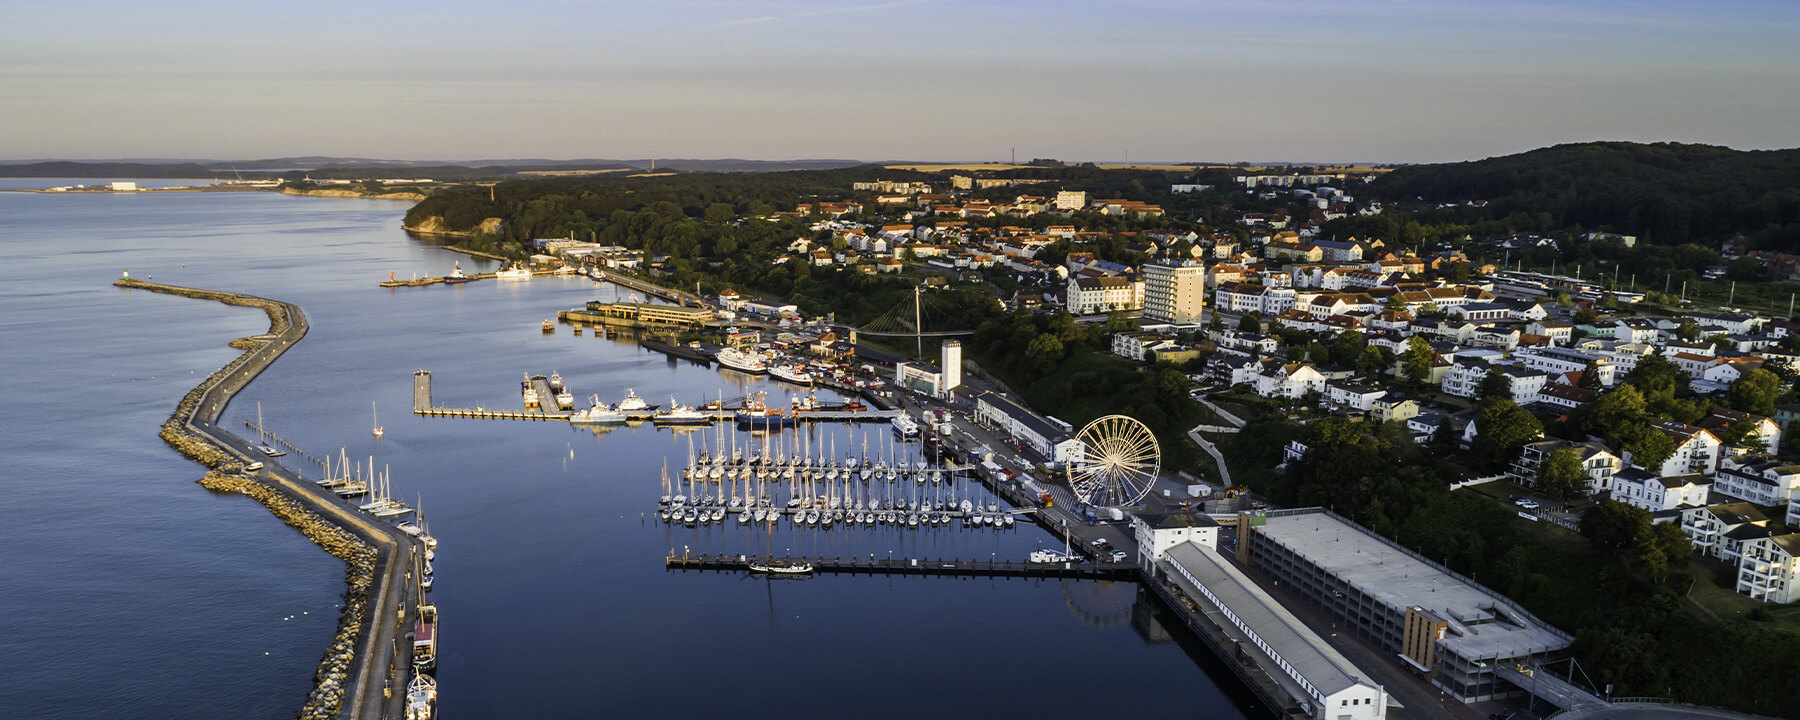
[{"left": 4, "top": 0, "right": 1797, "bottom": 163}]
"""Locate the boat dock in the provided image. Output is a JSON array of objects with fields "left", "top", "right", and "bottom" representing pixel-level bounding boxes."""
[
  {"left": 411, "top": 370, "right": 573, "bottom": 420},
  {"left": 665, "top": 552, "right": 1138, "bottom": 580},
  {"left": 241, "top": 419, "right": 325, "bottom": 467},
  {"left": 584, "top": 267, "right": 704, "bottom": 306}
]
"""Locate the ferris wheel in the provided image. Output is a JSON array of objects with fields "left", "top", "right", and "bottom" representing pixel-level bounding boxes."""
[{"left": 1065, "top": 415, "right": 1160, "bottom": 509}]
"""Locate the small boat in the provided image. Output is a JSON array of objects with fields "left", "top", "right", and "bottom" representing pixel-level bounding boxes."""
[
  {"left": 748, "top": 559, "right": 815, "bottom": 575},
  {"left": 496, "top": 263, "right": 532, "bottom": 280},
  {"left": 521, "top": 375, "right": 540, "bottom": 408},
  {"left": 372, "top": 401, "right": 384, "bottom": 438},
  {"left": 405, "top": 674, "right": 437, "bottom": 720},
  {"left": 615, "top": 388, "right": 653, "bottom": 413},
  {"left": 555, "top": 386, "right": 576, "bottom": 411},
  {"left": 419, "top": 574, "right": 433, "bottom": 591},
  {"left": 548, "top": 372, "right": 564, "bottom": 393},
  {"left": 259, "top": 444, "right": 285, "bottom": 457},
  {"left": 541, "top": 319, "right": 555, "bottom": 333},
  {"left": 442, "top": 260, "right": 475, "bottom": 284}
]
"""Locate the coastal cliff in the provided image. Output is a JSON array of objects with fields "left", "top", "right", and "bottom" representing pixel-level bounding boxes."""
[{"left": 281, "top": 186, "right": 427, "bottom": 202}]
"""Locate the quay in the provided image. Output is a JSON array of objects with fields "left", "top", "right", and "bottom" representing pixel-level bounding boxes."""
[
  {"left": 665, "top": 552, "right": 1137, "bottom": 580},
  {"left": 559, "top": 301, "right": 722, "bottom": 331},
  {"left": 115, "top": 277, "right": 418, "bottom": 720}
]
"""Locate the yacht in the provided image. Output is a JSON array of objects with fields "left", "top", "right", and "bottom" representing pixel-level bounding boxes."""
[
  {"left": 653, "top": 397, "right": 713, "bottom": 426},
  {"left": 748, "top": 559, "right": 815, "bottom": 575}
]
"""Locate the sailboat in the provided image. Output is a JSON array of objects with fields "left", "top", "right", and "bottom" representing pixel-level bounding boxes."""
[
  {"left": 255, "top": 402, "right": 285, "bottom": 457},
  {"left": 372, "top": 401, "right": 384, "bottom": 438}
]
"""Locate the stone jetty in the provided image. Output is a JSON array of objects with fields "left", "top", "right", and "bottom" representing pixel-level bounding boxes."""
[{"left": 116, "top": 277, "right": 408, "bottom": 720}]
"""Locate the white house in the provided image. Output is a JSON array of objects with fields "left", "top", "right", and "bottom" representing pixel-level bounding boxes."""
[
  {"left": 1680, "top": 502, "right": 1770, "bottom": 564},
  {"left": 1511, "top": 439, "right": 1622, "bottom": 495},
  {"left": 1736, "top": 534, "right": 1800, "bottom": 604},
  {"left": 1609, "top": 468, "right": 1710, "bottom": 512},
  {"left": 1252, "top": 360, "right": 1326, "bottom": 400},
  {"left": 1715, "top": 456, "right": 1800, "bottom": 507},
  {"left": 1132, "top": 512, "right": 1221, "bottom": 565},
  {"left": 1648, "top": 420, "right": 1723, "bottom": 477}
]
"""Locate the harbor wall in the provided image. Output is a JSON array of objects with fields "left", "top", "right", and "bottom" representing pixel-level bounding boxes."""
[{"left": 114, "top": 277, "right": 394, "bottom": 720}]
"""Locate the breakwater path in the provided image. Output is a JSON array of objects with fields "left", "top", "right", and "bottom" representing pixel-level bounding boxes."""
[{"left": 114, "top": 277, "right": 417, "bottom": 720}]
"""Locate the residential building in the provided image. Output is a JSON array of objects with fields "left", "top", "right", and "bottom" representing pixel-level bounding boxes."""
[
  {"left": 1680, "top": 502, "right": 1770, "bottom": 563},
  {"left": 1511, "top": 439, "right": 1622, "bottom": 495},
  {"left": 1068, "top": 274, "right": 1144, "bottom": 315},
  {"left": 1609, "top": 468, "right": 1710, "bottom": 512},
  {"left": 1736, "top": 534, "right": 1800, "bottom": 604},
  {"left": 1715, "top": 456, "right": 1800, "bottom": 507},
  {"left": 1648, "top": 420, "right": 1723, "bottom": 476},
  {"left": 1143, "top": 260, "right": 1207, "bottom": 324}
]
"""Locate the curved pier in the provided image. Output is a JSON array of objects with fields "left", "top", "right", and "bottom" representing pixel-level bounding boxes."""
[{"left": 115, "top": 277, "right": 417, "bottom": 720}]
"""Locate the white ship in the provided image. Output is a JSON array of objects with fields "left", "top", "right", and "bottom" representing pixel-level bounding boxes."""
[
  {"left": 715, "top": 347, "right": 768, "bottom": 374},
  {"left": 891, "top": 413, "right": 920, "bottom": 438},
  {"left": 652, "top": 397, "right": 713, "bottom": 425},
  {"left": 616, "top": 388, "right": 652, "bottom": 412},
  {"left": 570, "top": 396, "right": 627, "bottom": 424},
  {"left": 768, "top": 363, "right": 812, "bottom": 385},
  {"left": 495, "top": 263, "right": 531, "bottom": 280}
]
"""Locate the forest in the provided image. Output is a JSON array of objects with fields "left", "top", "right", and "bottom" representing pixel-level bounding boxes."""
[{"left": 1360, "top": 141, "right": 1800, "bottom": 250}]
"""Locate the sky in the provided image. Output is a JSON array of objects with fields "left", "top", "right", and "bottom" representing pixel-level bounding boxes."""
[{"left": 3, "top": 0, "right": 1798, "bottom": 164}]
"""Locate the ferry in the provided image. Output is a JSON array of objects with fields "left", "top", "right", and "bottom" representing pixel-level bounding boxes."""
[
  {"left": 891, "top": 413, "right": 921, "bottom": 439},
  {"left": 495, "top": 263, "right": 532, "bottom": 281},
  {"left": 569, "top": 396, "right": 627, "bottom": 424},
  {"left": 653, "top": 397, "right": 713, "bottom": 426},
  {"left": 715, "top": 347, "right": 769, "bottom": 374},
  {"left": 412, "top": 604, "right": 438, "bottom": 672},
  {"left": 405, "top": 674, "right": 437, "bottom": 720},
  {"left": 769, "top": 363, "right": 813, "bottom": 386}
]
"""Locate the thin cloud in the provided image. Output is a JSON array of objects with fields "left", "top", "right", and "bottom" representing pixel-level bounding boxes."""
[{"left": 684, "top": 0, "right": 936, "bottom": 34}]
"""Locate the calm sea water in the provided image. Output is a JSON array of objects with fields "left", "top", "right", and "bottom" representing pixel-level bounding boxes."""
[{"left": 0, "top": 182, "right": 1255, "bottom": 719}]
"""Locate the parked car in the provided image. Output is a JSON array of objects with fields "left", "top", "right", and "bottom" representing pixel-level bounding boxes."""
[{"left": 1108, "top": 550, "right": 1128, "bottom": 562}]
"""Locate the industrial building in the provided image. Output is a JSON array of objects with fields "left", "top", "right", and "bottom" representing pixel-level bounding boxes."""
[{"left": 1238, "top": 508, "right": 1572, "bottom": 702}]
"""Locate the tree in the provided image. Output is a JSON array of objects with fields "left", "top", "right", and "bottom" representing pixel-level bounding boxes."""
[
  {"left": 1471, "top": 398, "right": 1543, "bottom": 471},
  {"left": 1674, "top": 319, "right": 1701, "bottom": 342},
  {"left": 1573, "top": 306, "right": 1599, "bottom": 324},
  {"left": 1357, "top": 346, "right": 1393, "bottom": 378},
  {"left": 1400, "top": 336, "right": 1435, "bottom": 385},
  {"left": 1582, "top": 500, "right": 1650, "bottom": 553},
  {"left": 1538, "top": 447, "right": 1588, "bottom": 500},
  {"left": 1717, "top": 418, "right": 1770, "bottom": 454},
  {"left": 1637, "top": 519, "right": 1692, "bottom": 584},
  {"left": 1330, "top": 329, "right": 1365, "bottom": 363},
  {"left": 1727, "top": 368, "right": 1782, "bottom": 417},
  {"left": 1024, "top": 333, "right": 1064, "bottom": 375},
  {"left": 1476, "top": 368, "right": 1513, "bottom": 402},
  {"left": 1618, "top": 423, "right": 1678, "bottom": 472},
  {"left": 1578, "top": 359, "right": 1605, "bottom": 390},
  {"left": 1238, "top": 312, "right": 1262, "bottom": 332},
  {"left": 704, "top": 203, "right": 736, "bottom": 223},
  {"left": 1581, "top": 384, "right": 1647, "bottom": 440}
]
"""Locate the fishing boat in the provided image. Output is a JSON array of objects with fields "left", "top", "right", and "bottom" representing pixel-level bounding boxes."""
[
  {"left": 615, "top": 388, "right": 654, "bottom": 413},
  {"left": 734, "top": 391, "right": 794, "bottom": 428},
  {"left": 405, "top": 674, "right": 437, "bottom": 720},
  {"left": 715, "top": 346, "right": 769, "bottom": 374},
  {"left": 541, "top": 318, "right": 555, "bottom": 333},
  {"left": 496, "top": 263, "right": 532, "bottom": 280},
  {"left": 768, "top": 363, "right": 812, "bottom": 386},
  {"left": 548, "top": 372, "right": 565, "bottom": 393},
  {"left": 653, "top": 397, "right": 713, "bottom": 426},
  {"left": 372, "top": 401, "right": 384, "bottom": 438},
  {"left": 555, "top": 385, "right": 576, "bottom": 411},
  {"left": 521, "top": 375, "right": 540, "bottom": 409},
  {"left": 412, "top": 604, "right": 438, "bottom": 672}
]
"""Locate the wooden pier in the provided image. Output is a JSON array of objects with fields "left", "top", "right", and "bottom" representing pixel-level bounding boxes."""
[
  {"left": 665, "top": 552, "right": 1138, "bottom": 580},
  {"left": 411, "top": 370, "right": 573, "bottom": 420}
]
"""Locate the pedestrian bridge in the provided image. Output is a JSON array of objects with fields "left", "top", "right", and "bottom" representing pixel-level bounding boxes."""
[{"left": 1494, "top": 663, "right": 1608, "bottom": 713}]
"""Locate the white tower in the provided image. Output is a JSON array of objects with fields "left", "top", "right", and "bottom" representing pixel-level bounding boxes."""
[{"left": 940, "top": 340, "right": 962, "bottom": 395}]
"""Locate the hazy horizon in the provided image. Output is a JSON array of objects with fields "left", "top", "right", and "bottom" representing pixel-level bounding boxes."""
[{"left": 6, "top": 0, "right": 1798, "bottom": 164}]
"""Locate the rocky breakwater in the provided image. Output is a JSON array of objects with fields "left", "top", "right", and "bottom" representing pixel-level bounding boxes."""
[
  {"left": 200, "top": 472, "right": 377, "bottom": 719},
  {"left": 114, "top": 277, "right": 384, "bottom": 720}
]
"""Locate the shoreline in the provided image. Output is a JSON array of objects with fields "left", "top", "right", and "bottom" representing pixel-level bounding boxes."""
[{"left": 113, "top": 277, "right": 417, "bottom": 720}]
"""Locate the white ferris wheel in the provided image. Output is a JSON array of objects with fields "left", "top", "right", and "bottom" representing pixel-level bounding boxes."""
[{"left": 1065, "top": 415, "right": 1160, "bottom": 509}]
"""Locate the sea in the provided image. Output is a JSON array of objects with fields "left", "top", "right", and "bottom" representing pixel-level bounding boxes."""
[{"left": 0, "top": 180, "right": 1257, "bottom": 719}]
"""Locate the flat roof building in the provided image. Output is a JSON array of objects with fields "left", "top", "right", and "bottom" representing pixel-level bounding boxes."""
[
  {"left": 1240, "top": 508, "right": 1572, "bottom": 702},
  {"left": 1160, "top": 540, "right": 1388, "bottom": 719}
]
